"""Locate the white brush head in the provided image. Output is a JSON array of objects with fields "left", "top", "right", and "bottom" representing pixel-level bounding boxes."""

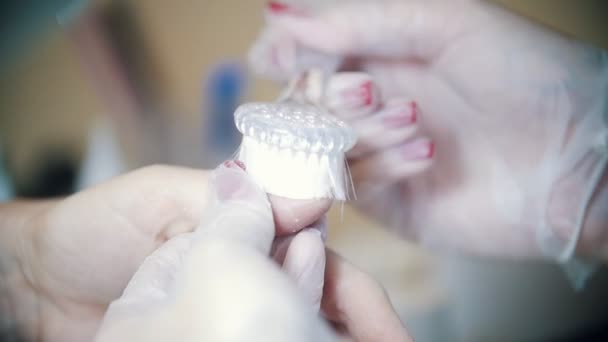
[{"left": 234, "top": 101, "right": 356, "bottom": 200}]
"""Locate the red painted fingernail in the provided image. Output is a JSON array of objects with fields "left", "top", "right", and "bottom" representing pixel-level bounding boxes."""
[
  {"left": 382, "top": 112, "right": 416, "bottom": 128},
  {"left": 361, "top": 81, "right": 373, "bottom": 106},
  {"left": 427, "top": 142, "right": 435, "bottom": 158},
  {"left": 223, "top": 160, "right": 247, "bottom": 171},
  {"left": 382, "top": 102, "right": 417, "bottom": 128},
  {"left": 268, "top": 1, "right": 289, "bottom": 12},
  {"left": 410, "top": 101, "right": 418, "bottom": 117},
  {"left": 234, "top": 160, "right": 247, "bottom": 170},
  {"left": 267, "top": 1, "right": 305, "bottom": 15},
  {"left": 403, "top": 141, "right": 434, "bottom": 160}
]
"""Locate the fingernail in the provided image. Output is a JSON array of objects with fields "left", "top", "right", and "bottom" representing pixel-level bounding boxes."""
[
  {"left": 338, "top": 80, "right": 375, "bottom": 108},
  {"left": 215, "top": 160, "right": 255, "bottom": 202},
  {"left": 361, "top": 81, "right": 373, "bottom": 106},
  {"left": 410, "top": 101, "right": 418, "bottom": 113},
  {"left": 402, "top": 140, "right": 434, "bottom": 160},
  {"left": 267, "top": 1, "right": 306, "bottom": 16},
  {"left": 382, "top": 102, "right": 417, "bottom": 128},
  {"left": 222, "top": 159, "right": 247, "bottom": 171}
]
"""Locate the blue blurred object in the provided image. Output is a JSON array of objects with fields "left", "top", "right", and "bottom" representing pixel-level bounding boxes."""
[
  {"left": 202, "top": 61, "right": 247, "bottom": 166},
  {"left": 0, "top": 143, "right": 14, "bottom": 202},
  {"left": 56, "top": 0, "right": 90, "bottom": 26}
]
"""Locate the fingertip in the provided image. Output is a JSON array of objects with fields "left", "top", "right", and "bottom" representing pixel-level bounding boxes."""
[
  {"left": 212, "top": 161, "right": 333, "bottom": 236},
  {"left": 248, "top": 25, "right": 301, "bottom": 82},
  {"left": 211, "top": 161, "right": 268, "bottom": 205},
  {"left": 268, "top": 8, "right": 353, "bottom": 55},
  {"left": 323, "top": 250, "right": 413, "bottom": 342},
  {"left": 269, "top": 195, "right": 333, "bottom": 236},
  {"left": 325, "top": 72, "right": 381, "bottom": 118},
  {"left": 349, "top": 141, "right": 434, "bottom": 191},
  {"left": 282, "top": 228, "right": 326, "bottom": 310}
]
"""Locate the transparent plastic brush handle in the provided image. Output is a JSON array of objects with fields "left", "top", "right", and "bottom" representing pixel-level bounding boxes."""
[{"left": 277, "top": 68, "right": 329, "bottom": 106}]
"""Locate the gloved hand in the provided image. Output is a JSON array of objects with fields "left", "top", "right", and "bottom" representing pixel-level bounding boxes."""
[
  {"left": 94, "top": 163, "right": 411, "bottom": 342},
  {"left": 0, "top": 164, "right": 331, "bottom": 342},
  {"left": 249, "top": 0, "right": 608, "bottom": 261},
  {"left": 94, "top": 163, "right": 333, "bottom": 342}
]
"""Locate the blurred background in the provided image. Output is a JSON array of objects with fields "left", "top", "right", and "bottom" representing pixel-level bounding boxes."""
[{"left": 1, "top": 1, "right": 608, "bottom": 341}]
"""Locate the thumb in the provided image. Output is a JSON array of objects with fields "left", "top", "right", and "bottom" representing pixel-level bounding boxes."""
[
  {"left": 265, "top": 0, "right": 468, "bottom": 60},
  {"left": 195, "top": 160, "right": 275, "bottom": 254},
  {"left": 99, "top": 161, "right": 274, "bottom": 315}
]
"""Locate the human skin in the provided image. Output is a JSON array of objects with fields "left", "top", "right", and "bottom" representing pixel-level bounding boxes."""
[
  {"left": 250, "top": 0, "right": 608, "bottom": 260},
  {"left": 0, "top": 164, "right": 409, "bottom": 342}
]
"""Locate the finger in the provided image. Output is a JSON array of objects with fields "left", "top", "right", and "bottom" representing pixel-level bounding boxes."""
[
  {"left": 113, "top": 162, "right": 274, "bottom": 299},
  {"left": 324, "top": 72, "right": 381, "bottom": 119},
  {"left": 108, "top": 165, "right": 211, "bottom": 240},
  {"left": 349, "top": 137, "right": 434, "bottom": 190},
  {"left": 98, "top": 236, "right": 337, "bottom": 342},
  {"left": 97, "top": 233, "right": 196, "bottom": 338},
  {"left": 173, "top": 235, "right": 336, "bottom": 342},
  {"left": 197, "top": 161, "right": 275, "bottom": 254},
  {"left": 265, "top": 0, "right": 463, "bottom": 59},
  {"left": 280, "top": 219, "right": 327, "bottom": 311},
  {"left": 348, "top": 97, "right": 419, "bottom": 159},
  {"left": 282, "top": 229, "right": 325, "bottom": 311},
  {"left": 270, "top": 194, "right": 333, "bottom": 236},
  {"left": 248, "top": 26, "right": 298, "bottom": 82},
  {"left": 211, "top": 160, "right": 333, "bottom": 237},
  {"left": 249, "top": 24, "right": 344, "bottom": 83},
  {"left": 271, "top": 217, "right": 327, "bottom": 264},
  {"left": 116, "top": 233, "right": 194, "bottom": 303},
  {"left": 322, "top": 250, "right": 413, "bottom": 342}
]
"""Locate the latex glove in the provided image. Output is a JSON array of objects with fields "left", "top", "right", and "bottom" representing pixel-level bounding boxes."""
[
  {"left": 94, "top": 163, "right": 334, "bottom": 342},
  {"left": 94, "top": 163, "right": 411, "bottom": 342},
  {"left": 0, "top": 164, "right": 331, "bottom": 342},
  {"left": 249, "top": 0, "right": 608, "bottom": 262}
]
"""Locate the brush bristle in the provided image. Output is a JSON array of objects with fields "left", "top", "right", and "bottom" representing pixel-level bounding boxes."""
[{"left": 237, "top": 136, "right": 351, "bottom": 200}]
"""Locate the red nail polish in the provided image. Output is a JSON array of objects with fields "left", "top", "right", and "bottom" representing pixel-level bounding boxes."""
[
  {"left": 382, "top": 101, "right": 417, "bottom": 128},
  {"left": 268, "top": 1, "right": 289, "bottom": 12},
  {"left": 361, "top": 81, "right": 373, "bottom": 106},
  {"left": 410, "top": 101, "right": 418, "bottom": 119},
  {"left": 223, "top": 160, "right": 247, "bottom": 171},
  {"left": 382, "top": 112, "right": 416, "bottom": 128},
  {"left": 403, "top": 141, "right": 434, "bottom": 160},
  {"left": 234, "top": 160, "right": 247, "bottom": 170},
  {"left": 267, "top": 1, "right": 305, "bottom": 15},
  {"left": 427, "top": 142, "right": 435, "bottom": 158}
]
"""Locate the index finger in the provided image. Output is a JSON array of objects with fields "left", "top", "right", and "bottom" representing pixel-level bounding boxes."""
[
  {"left": 322, "top": 250, "right": 413, "bottom": 342},
  {"left": 270, "top": 194, "right": 333, "bottom": 236}
]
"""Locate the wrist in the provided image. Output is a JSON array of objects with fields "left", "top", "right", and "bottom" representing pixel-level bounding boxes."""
[{"left": 0, "top": 200, "right": 55, "bottom": 341}]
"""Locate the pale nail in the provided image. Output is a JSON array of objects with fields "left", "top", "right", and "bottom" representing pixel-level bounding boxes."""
[{"left": 402, "top": 140, "right": 434, "bottom": 160}]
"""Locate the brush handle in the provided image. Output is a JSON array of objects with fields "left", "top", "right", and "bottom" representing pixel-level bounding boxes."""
[{"left": 277, "top": 68, "right": 330, "bottom": 105}]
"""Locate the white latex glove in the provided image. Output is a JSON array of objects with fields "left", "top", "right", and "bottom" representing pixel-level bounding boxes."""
[
  {"left": 94, "top": 163, "right": 335, "bottom": 342},
  {"left": 93, "top": 163, "right": 411, "bottom": 342},
  {"left": 249, "top": 0, "right": 608, "bottom": 264}
]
